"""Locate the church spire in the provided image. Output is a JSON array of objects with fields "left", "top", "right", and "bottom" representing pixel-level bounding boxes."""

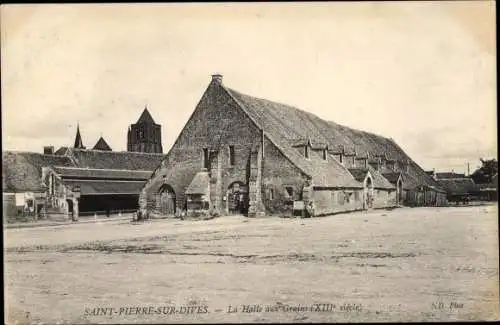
[
  {"left": 74, "top": 122, "right": 86, "bottom": 149},
  {"left": 136, "top": 106, "right": 155, "bottom": 124}
]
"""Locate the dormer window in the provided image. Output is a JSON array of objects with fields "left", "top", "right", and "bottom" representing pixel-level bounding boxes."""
[{"left": 203, "top": 148, "right": 209, "bottom": 169}]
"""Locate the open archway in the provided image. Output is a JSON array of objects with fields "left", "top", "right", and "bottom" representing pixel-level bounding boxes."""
[
  {"left": 397, "top": 178, "right": 403, "bottom": 205},
  {"left": 66, "top": 199, "right": 73, "bottom": 215},
  {"left": 364, "top": 176, "right": 374, "bottom": 209},
  {"left": 157, "top": 184, "right": 176, "bottom": 215},
  {"left": 227, "top": 181, "right": 248, "bottom": 215}
]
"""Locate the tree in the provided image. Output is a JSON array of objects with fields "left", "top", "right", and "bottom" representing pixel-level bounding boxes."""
[{"left": 471, "top": 158, "right": 498, "bottom": 184}]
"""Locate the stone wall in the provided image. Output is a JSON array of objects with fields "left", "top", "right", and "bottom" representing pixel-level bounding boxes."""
[
  {"left": 142, "top": 80, "right": 262, "bottom": 216},
  {"left": 312, "top": 188, "right": 364, "bottom": 216},
  {"left": 261, "top": 136, "right": 309, "bottom": 216},
  {"left": 372, "top": 189, "right": 397, "bottom": 209}
]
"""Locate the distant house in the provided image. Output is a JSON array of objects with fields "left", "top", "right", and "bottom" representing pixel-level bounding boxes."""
[
  {"left": 139, "top": 75, "right": 447, "bottom": 218},
  {"left": 435, "top": 173, "right": 479, "bottom": 203},
  {"left": 435, "top": 172, "right": 467, "bottom": 179},
  {"left": 2, "top": 152, "right": 74, "bottom": 221},
  {"left": 2, "top": 108, "right": 166, "bottom": 222}
]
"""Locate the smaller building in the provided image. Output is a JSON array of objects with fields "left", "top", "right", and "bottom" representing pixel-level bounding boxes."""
[
  {"left": 2, "top": 151, "right": 74, "bottom": 222},
  {"left": 43, "top": 166, "right": 153, "bottom": 217},
  {"left": 435, "top": 173, "right": 479, "bottom": 203}
]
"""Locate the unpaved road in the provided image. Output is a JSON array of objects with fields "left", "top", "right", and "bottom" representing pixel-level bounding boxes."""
[{"left": 4, "top": 205, "right": 499, "bottom": 323}]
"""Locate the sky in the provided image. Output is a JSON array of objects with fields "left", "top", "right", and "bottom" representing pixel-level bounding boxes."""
[{"left": 1, "top": 2, "right": 496, "bottom": 173}]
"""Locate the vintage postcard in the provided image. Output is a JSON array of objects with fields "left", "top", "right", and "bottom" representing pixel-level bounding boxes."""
[{"left": 2, "top": 1, "right": 498, "bottom": 323}]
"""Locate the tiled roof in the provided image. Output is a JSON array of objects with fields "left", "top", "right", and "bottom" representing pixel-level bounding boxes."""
[
  {"left": 401, "top": 172, "right": 419, "bottom": 190},
  {"left": 348, "top": 167, "right": 395, "bottom": 190},
  {"left": 226, "top": 88, "right": 363, "bottom": 188},
  {"left": 436, "top": 172, "right": 466, "bottom": 179},
  {"left": 185, "top": 171, "right": 210, "bottom": 195},
  {"left": 367, "top": 165, "right": 396, "bottom": 190},
  {"left": 92, "top": 137, "right": 112, "bottom": 151},
  {"left": 224, "top": 85, "right": 442, "bottom": 191},
  {"left": 438, "top": 178, "right": 478, "bottom": 195},
  {"left": 348, "top": 168, "right": 368, "bottom": 182},
  {"left": 382, "top": 172, "right": 401, "bottom": 185},
  {"left": 2, "top": 151, "right": 75, "bottom": 192},
  {"left": 68, "top": 148, "right": 166, "bottom": 171},
  {"left": 328, "top": 144, "right": 345, "bottom": 154},
  {"left": 54, "top": 147, "right": 70, "bottom": 155},
  {"left": 64, "top": 180, "right": 145, "bottom": 195},
  {"left": 355, "top": 151, "right": 369, "bottom": 159},
  {"left": 136, "top": 107, "right": 156, "bottom": 124},
  {"left": 310, "top": 141, "right": 328, "bottom": 150},
  {"left": 52, "top": 166, "right": 153, "bottom": 180}
]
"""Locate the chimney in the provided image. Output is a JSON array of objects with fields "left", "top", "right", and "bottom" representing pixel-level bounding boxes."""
[
  {"left": 44, "top": 146, "right": 54, "bottom": 155},
  {"left": 211, "top": 74, "right": 223, "bottom": 84}
]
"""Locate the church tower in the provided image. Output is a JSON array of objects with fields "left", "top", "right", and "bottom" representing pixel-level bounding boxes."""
[
  {"left": 127, "top": 106, "right": 163, "bottom": 153},
  {"left": 74, "top": 122, "right": 86, "bottom": 149}
]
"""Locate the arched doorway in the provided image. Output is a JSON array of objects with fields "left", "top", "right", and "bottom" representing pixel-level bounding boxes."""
[
  {"left": 227, "top": 181, "right": 248, "bottom": 215},
  {"left": 66, "top": 199, "right": 73, "bottom": 216},
  {"left": 364, "top": 176, "right": 374, "bottom": 209},
  {"left": 397, "top": 179, "right": 403, "bottom": 205},
  {"left": 157, "top": 184, "right": 176, "bottom": 215}
]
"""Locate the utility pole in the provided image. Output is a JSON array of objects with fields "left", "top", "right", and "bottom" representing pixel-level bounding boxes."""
[{"left": 467, "top": 162, "right": 470, "bottom": 176}]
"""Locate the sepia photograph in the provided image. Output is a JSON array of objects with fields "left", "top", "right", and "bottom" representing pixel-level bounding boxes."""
[{"left": 2, "top": 1, "right": 498, "bottom": 323}]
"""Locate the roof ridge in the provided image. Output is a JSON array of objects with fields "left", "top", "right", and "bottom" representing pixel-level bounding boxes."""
[
  {"left": 54, "top": 166, "right": 154, "bottom": 172},
  {"left": 72, "top": 148, "right": 165, "bottom": 156},
  {"left": 2, "top": 150, "right": 69, "bottom": 156},
  {"left": 226, "top": 87, "right": 394, "bottom": 144}
]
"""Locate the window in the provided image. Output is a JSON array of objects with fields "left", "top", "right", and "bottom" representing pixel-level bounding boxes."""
[
  {"left": 354, "top": 191, "right": 360, "bottom": 202},
  {"left": 304, "top": 146, "right": 309, "bottom": 159},
  {"left": 322, "top": 149, "right": 327, "bottom": 161},
  {"left": 229, "top": 145, "right": 235, "bottom": 166},
  {"left": 285, "top": 186, "right": 294, "bottom": 198},
  {"left": 339, "top": 154, "right": 343, "bottom": 163},
  {"left": 203, "top": 148, "right": 209, "bottom": 169}
]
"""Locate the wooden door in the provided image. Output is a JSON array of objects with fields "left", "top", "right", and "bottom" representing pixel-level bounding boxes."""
[{"left": 160, "top": 191, "right": 175, "bottom": 215}]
